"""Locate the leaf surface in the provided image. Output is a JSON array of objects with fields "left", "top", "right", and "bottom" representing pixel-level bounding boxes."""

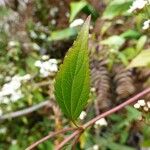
[
  {"left": 54, "top": 17, "right": 90, "bottom": 120},
  {"left": 102, "top": 0, "right": 132, "bottom": 19},
  {"left": 70, "top": 1, "right": 87, "bottom": 22},
  {"left": 128, "top": 50, "right": 150, "bottom": 68}
]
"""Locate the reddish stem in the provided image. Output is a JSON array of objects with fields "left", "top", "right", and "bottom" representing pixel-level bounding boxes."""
[
  {"left": 56, "top": 88, "right": 150, "bottom": 150},
  {"left": 55, "top": 129, "right": 83, "bottom": 150},
  {"left": 83, "top": 87, "right": 150, "bottom": 129},
  {"left": 26, "top": 128, "right": 76, "bottom": 150}
]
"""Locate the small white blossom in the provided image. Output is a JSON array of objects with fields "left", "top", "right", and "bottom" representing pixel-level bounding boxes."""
[
  {"left": 92, "top": 145, "right": 99, "bottom": 150},
  {"left": 1, "top": 97, "right": 10, "bottom": 104},
  {"left": 20, "top": 74, "right": 31, "bottom": 81},
  {"left": 95, "top": 118, "right": 108, "bottom": 126},
  {"left": 11, "top": 139, "right": 17, "bottom": 145},
  {"left": 134, "top": 103, "right": 141, "bottom": 109},
  {"left": 142, "top": 19, "right": 150, "bottom": 30},
  {"left": 41, "top": 55, "right": 50, "bottom": 60},
  {"left": 0, "top": 74, "right": 31, "bottom": 104},
  {"left": 0, "top": 127, "right": 7, "bottom": 134},
  {"left": 79, "top": 111, "right": 87, "bottom": 120},
  {"left": 35, "top": 60, "right": 42, "bottom": 67},
  {"left": 32, "top": 43, "right": 40, "bottom": 51},
  {"left": 128, "top": 0, "right": 148, "bottom": 13},
  {"left": 35, "top": 59, "right": 58, "bottom": 77},
  {"left": 10, "top": 90, "right": 23, "bottom": 102},
  {"left": 147, "top": 101, "right": 150, "bottom": 108},
  {"left": 70, "top": 19, "right": 84, "bottom": 28},
  {"left": 144, "top": 106, "right": 149, "bottom": 111},
  {"left": 138, "top": 99, "right": 146, "bottom": 106}
]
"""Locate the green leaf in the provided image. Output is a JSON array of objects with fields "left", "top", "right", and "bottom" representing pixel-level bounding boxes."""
[
  {"left": 136, "top": 35, "right": 147, "bottom": 52},
  {"left": 70, "top": 1, "right": 87, "bottom": 22},
  {"left": 122, "top": 47, "right": 137, "bottom": 60},
  {"left": 82, "top": 4, "right": 99, "bottom": 20},
  {"left": 128, "top": 50, "right": 150, "bottom": 68},
  {"left": 48, "top": 28, "right": 78, "bottom": 41},
  {"left": 101, "top": 35, "right": 125, "bottom": 49},
  {"left": 121, "top": 29, "right": 141, "bottom": 39},
  {"left": 102, "top": 0, "right": 132, "bottom": 19},
  {"left": 54, "top": 17, "right": 90, "bottom": 121},
  {"left": 108, "top": 142, "right": 135, "bottom": 150}
]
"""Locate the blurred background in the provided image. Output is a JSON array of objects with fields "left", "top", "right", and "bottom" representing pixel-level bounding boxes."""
[{"left": 0, "top": 0, "right": 150, "bottom": 149}]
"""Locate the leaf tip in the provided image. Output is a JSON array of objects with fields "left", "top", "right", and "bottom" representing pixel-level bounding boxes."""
[{"left": 85, "top": 15, "right": 91, "bottom": 26}]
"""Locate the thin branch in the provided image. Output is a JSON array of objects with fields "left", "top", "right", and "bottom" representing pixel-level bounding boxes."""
[
  {"left": 0, "top": 100, "right": 51, "bottom": 121},
  {"left": 26, "top": 128, "right": 76, "bottom": 150},
  {"left": 83, "top": 87, "right": 150, "bottom": 129},
  {"left": 56, "top": 88, "right": 150, "bottom": 150},
  {"left": 55, "top": 129, "right": 83, "bottom": 150},
  {"left": 71, "top": 133, "right": 81, "bottom": 150}
]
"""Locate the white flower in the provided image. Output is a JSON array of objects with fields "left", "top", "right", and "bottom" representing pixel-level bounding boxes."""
[
  {"left": 20, "top": 74, "right": 31, "bottom": 81},
  {"left": 128, "top": 0, "right": 148, "bottom": 13},
  {"left": 40, "top": 68, "right": 50, "bottom": 77},
  {"left": 138, "top": 99, "right": 146, "bottom": 106},
  {"left": 0, "top": 127, "right": 7, "bottom": 134},
  {"left": 0, "top": 74, "right": 30, "bottom": 104},
  {"left": 147, "top": 101, "right": 150, "bottom": 108},
  {"left": 92, "top": 145, "right": 99, "bottom": 150},
  {"left": 142, "top": 19, "right": 150, "bottom": 30},
  {"left": 95, "top": 118, "right": 108, "bottom": 126},
  {"left": 42, "top": 55, "right": 50, "bottom": 60},
  {"left": 35, "top": 60, "right": 42, "bottom": 67},
  {"left": 79, "top": 111, "right": 87, "bottom": 120},
  {"left": 70, "top": 19, "right": 84, "bottom": 28},
  {"left": 35, "top": 59, "right": 58, "bottom": 77},
  {"left": 134, "top": 103, "right": 140, "bottom": 109},
  {"left": 10, "top": 90, "right": 23, "bottom": 102},
  {"left": 1, "top": 97, "right": 10, "bottom": 104},
  {"left": 11, "top": 139, "right": 17, "bottom": 145},
  {"left": 32, "top": 43, "right": 40, "bottom": 51},
  {"left": 143, "top": 106, "right": 149, "bottom": 111}
]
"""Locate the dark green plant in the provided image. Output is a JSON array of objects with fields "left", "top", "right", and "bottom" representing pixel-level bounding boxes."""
[{"left": 26, "top": 17, "right": 150, "bottom": 150}]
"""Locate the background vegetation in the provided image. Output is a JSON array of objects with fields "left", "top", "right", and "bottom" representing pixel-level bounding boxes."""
[{"left": 0, "top": 0, "right": 150, "bottom": 149}]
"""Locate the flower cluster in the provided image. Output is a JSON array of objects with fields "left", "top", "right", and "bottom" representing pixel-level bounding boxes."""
[
  {"left": 128, "top": 0, "right": 150, "bottom": 30},
  {"left": 0, "top": 74, "right": 31, "bottom": 104},
  {"left": 142, "top": 19, "right": 150, "bottom": 30},
  {"left": 128, "top": 0, "right": 149, "bottom": 13},
  {"left": 35, "top": 57, "right": 58, "bottom": 77},
  {"left": 134, "top": 99, "right": 150, "bottom": 111}
]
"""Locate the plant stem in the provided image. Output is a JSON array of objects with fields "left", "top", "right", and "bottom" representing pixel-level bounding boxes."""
[
  {"left": 26, "top": 128, "right": 76, "bottom": 150},
  {"left": 26, "top": 88, "right": 150, "bottom": 150},
  {"left": 56, "top": 88, "right": 150, "bottom": 150}
]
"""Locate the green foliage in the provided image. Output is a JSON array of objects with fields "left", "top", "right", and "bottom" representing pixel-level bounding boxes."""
[
  {"left": 54, "top": 17, "right": 90, "bottom": 121},
  {"left": 101, "top": 35, "right": 125, "bottom": 49},
  {"left": 70, "top": 1, "right": 87, "bottom": 22},
  {"left": 69, "top": 1, "right": 98, "bottom": 22},
  {"left": 48, "top": 28, "right": 78, "bottom": 41},
  {"left": 103, "top": 0, "right": 133, "bottom": 19},
  {"left": 121, "top": 29, "right": 141, "bottom": 39},
  {"left": 128, "top": 50, "right": 150, "bottom": 68},
  {"left": 0, "top": 1, "right": 150, "bottom": 149}
]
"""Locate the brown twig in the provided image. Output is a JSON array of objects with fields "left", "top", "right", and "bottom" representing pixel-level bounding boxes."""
[
  {"left": 26, "top": 128, "right": 76, "bottom": 150},
  {"left": 25, "top": 88, "right": 150, "bottom": 150},
  {"left": 71, "top": 133, "right": 81, "bottom": 150},
  {"left": 55, "top": 129, "right": 83, "bottom": 150},
  {"left": 56, "top": 88, "right": 150, "bottom": 150}
]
